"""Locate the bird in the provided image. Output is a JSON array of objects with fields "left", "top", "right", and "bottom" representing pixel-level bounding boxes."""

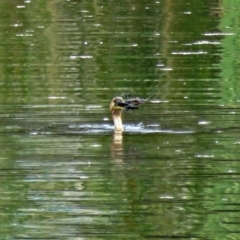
[
  {"left": 110, "top": 94, "right": 151, "bottom": 132},
  {"left": 122, "top": 93, "right": 153, "bottom": 111},
  {"left": 110, "top": 97, "right": 127, "bottom": 133}
]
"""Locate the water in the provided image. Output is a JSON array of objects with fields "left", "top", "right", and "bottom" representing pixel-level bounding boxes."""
[{"left": 0, "top": 0, "right": 240, "bottom": 239}]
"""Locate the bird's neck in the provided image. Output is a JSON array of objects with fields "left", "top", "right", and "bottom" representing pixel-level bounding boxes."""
[{"left": 112, "top": 109, "right": 123, "bottom": 132}]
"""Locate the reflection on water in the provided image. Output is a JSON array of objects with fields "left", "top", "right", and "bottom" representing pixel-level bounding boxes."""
[
  {"left": 0, "top": 0, "right": 240, "bottom": 239},
  {"left": 112, "top": 132, "right": 123, "bottom": 164}
]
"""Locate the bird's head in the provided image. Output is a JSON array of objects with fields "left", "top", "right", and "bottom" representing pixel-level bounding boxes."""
[{"left": 110, "top": 97, "right": 128, "bottom": 112}]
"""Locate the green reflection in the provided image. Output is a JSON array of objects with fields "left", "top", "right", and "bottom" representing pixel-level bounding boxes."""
[
  {"left": 219, "top": 0, "right": 240, "bottom": 105},
  {"left": 0, "top": 0, "right": 239, "bottom": 239}
]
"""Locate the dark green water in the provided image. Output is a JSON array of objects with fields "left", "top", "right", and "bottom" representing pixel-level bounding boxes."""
[{"left": 0, "top": 0, "right": 240, "bottom": 239}]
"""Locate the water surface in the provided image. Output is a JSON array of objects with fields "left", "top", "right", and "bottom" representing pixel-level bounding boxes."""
[{"left": 0, "top": 0, "right": 240, "bottom": 239}]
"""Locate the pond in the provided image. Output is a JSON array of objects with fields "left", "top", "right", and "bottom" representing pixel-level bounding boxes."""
[{"left": 0, "top": 0, "right": 240, "bottom": 239}]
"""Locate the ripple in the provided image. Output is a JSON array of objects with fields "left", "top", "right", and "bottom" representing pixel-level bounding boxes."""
[{"left": 68, "top": 123, "right": 194, "bottom": 134}]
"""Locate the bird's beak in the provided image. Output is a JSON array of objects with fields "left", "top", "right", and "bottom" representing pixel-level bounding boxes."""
[{"left": 115, "top": 101, "right": 129, "bottom": 108}]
